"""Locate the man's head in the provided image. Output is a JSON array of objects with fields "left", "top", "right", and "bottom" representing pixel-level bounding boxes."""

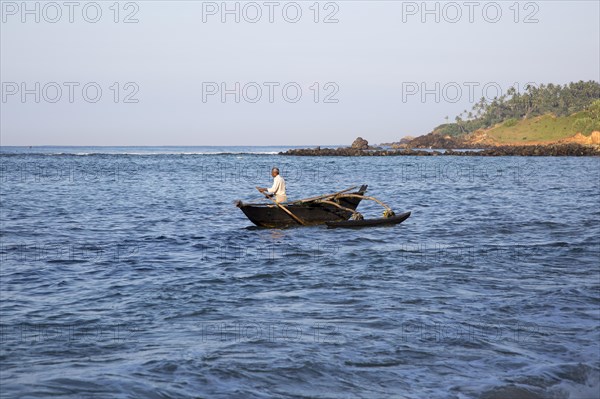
[{"left": 271, "top": 167, "right": 280, "bottom": 177}]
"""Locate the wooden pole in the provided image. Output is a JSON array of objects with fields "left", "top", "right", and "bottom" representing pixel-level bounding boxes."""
[
  {"left": 338, "top": 194, "right": 393, "bottom": 213},
  {"left": 292, "top": 186, "right": 358, "bottom": 204},
  {"left": 318, "top": 200, "right": 359, "bottom": 214}
]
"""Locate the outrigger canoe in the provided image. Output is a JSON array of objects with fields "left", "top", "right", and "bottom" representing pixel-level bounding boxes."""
[{"left": 235, "top": 185, "right": 411, "bottom": 229}]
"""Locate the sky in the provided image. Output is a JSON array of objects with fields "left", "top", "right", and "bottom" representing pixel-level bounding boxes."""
[{"left": 1, "top": 0, "right": 599, "bottom": 146}]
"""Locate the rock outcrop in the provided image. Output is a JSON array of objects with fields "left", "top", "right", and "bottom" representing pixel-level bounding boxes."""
[
  {"left": 280, "top": 143, "right": 599, "bottom": 157},
  {"left": 351, "top": 137, "right": 369, "bottom": 150}
]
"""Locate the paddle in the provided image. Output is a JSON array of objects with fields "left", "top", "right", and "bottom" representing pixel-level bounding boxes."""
[{"left": 256, "top": 187, "right": 307, "bottom": 226}]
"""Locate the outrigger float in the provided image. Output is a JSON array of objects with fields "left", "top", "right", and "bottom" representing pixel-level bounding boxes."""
[{"left": 235, "top": 185, "right": 411, "bottom": 228}]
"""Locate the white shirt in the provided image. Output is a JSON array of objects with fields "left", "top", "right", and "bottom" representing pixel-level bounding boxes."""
[{"left": 268, "top": 175, "right": 286, "bottom": 196}]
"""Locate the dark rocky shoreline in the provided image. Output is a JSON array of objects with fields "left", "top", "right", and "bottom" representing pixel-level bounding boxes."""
[{"left": 280, "top": 143, "right": 600, "bottom": 157}]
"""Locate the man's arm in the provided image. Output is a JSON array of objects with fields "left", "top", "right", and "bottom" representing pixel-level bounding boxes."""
[{"left": 267, "top": 177, "right": 280, "bottom": 194}]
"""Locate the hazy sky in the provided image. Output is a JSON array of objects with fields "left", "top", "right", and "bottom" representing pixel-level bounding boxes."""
[{"left": 1, "top": 0, "right": 599, "bottom": 146}]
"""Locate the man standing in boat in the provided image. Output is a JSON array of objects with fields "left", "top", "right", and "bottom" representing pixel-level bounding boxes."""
[{"left": 258, "top": 167, "right": 287, "bottom": 203}]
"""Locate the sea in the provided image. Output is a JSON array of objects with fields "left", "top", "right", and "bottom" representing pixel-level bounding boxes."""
[{"left": 1, "top": 146, "right": 599, "bottom": 399}]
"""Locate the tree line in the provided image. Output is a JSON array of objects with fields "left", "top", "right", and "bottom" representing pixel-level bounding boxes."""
[{"left": 436, "top": 80, "right": 600, "bottom": 136}]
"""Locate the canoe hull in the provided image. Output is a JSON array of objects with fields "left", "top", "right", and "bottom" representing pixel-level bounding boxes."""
[{"left": 237, "top": 187, "right": 367, "bottom": 228}]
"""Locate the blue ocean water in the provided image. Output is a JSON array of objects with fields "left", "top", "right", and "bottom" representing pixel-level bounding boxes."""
[{"left": 1, "top": 147, "right": 599, "bottom": 399}]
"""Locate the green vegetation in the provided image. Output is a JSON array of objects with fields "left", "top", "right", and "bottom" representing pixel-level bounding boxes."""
[
  {"left": 435, "top": 81, "right": 600, "bottom": 138},
  {"left": 484, "top": 99, "right": 600, "bottom": 143},
  {"left": 486, "top": 113, "right": 583, "bottom": 143},
  {"left": 573, "top": 99, "right": 600, "bottom": 134}
]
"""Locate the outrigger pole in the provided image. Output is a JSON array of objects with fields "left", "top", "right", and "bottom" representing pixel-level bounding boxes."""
[
  {"left": 291, "top": 186, "right": 358, "bottom": 204},
  {"left": 315, "top": 193, "right": 396, "bottom": 220}
]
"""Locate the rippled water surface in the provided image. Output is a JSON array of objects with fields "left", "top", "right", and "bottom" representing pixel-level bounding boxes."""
[{"left": 1, "top": 147, "right": 599, "bottom": 398}]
